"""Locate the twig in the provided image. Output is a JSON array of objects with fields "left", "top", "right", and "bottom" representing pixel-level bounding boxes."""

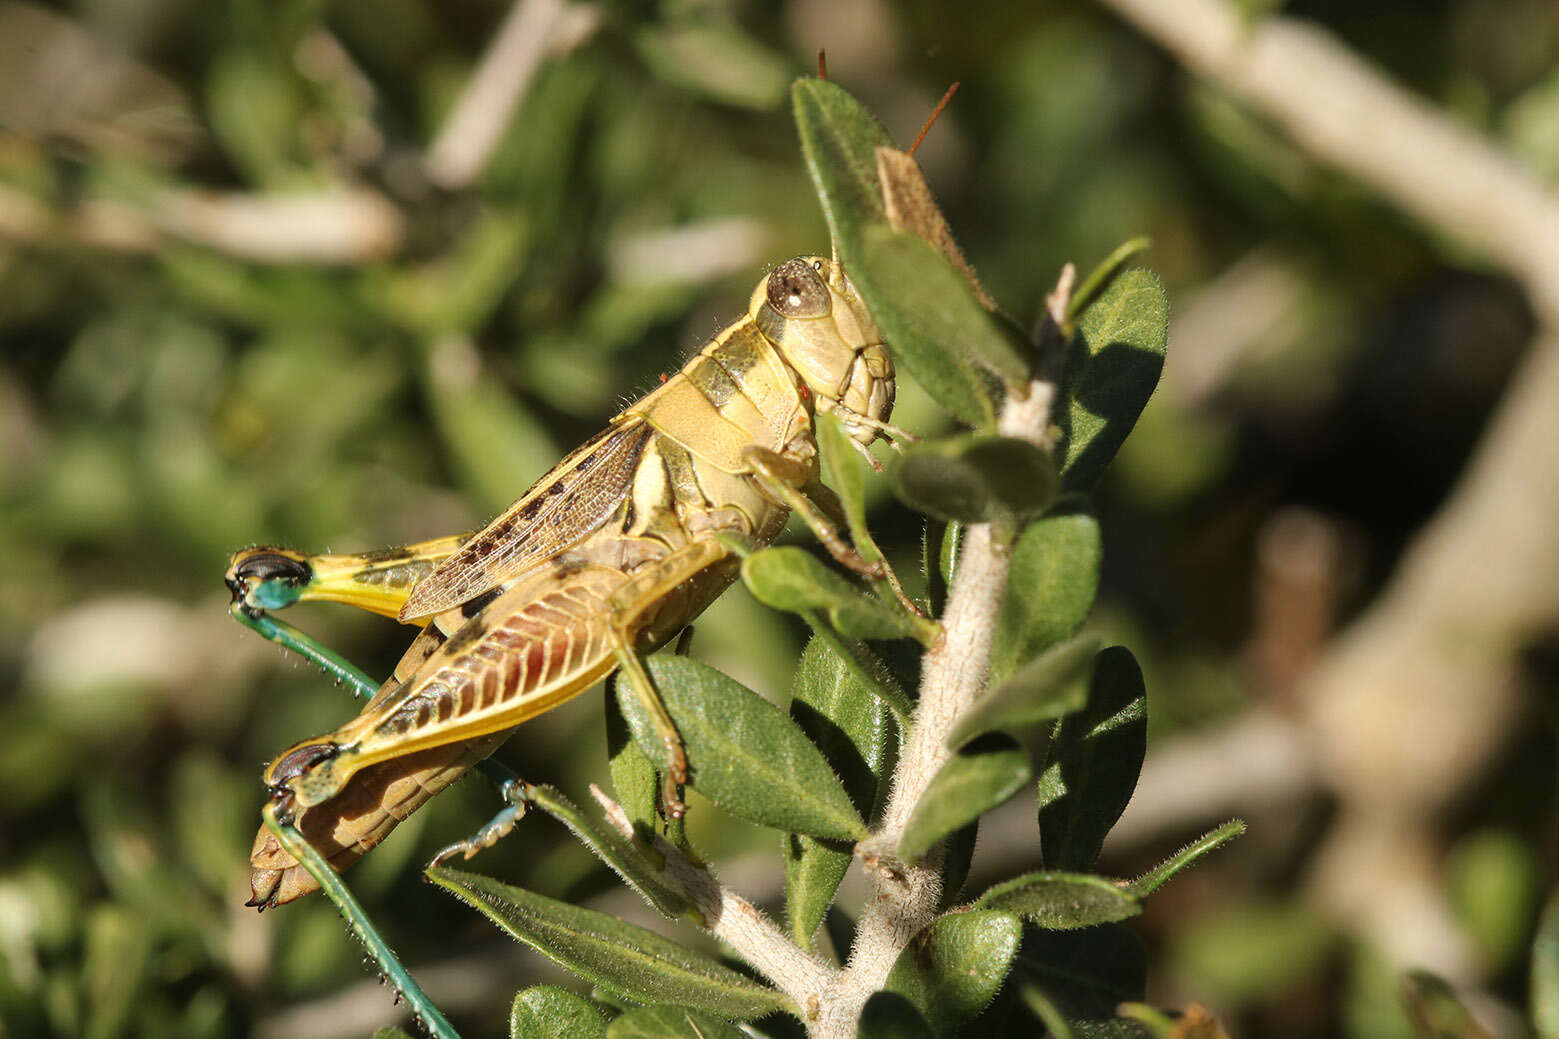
[
  {"left": 0, "top": 181, "right": 405, "bottom": 263},
  {"left": 1094, "top": 0, "right": 1559, "bottom": 320},
  {"left": 424, "top": 0, "right": 572, "bottom": 190},
  {"left": 811, "top": 272, "right": 1067, "bottom": 1039},
  {"left": 590, "top": 786, "right": 832, "bottom": 1015},
  {"left": 1096, "top": 0, "right": 1559, "bottom": 988}
]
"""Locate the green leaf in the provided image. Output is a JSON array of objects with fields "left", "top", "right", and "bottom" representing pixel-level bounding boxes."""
[
  {"left": 1400, "top": 970, "right": 1492, "bottom": 1039},
  {"left": 525, "top": 784, "right": 686, "bottom": 919},
  {"left": 815, "top": 410, "right": 887, "bottom": 570},
  {"left": 742, "top": 546, "right": 932, "bottom": 643},
  {"left": 855, "top": 226, "right": 1007, "bottom": 427},
  {"left": 793, "top": 80, "right": 1013, "bottom": 427},
  {"left": 1017, "top": 985, "right": 1076, "bottom": 1038},
  {"left": 941, "top": 821, "right": 979, "bottom": 907},
  {"left": 1057, "top": 268, "right": 1167, "bottom": 492},
  {"left": 618, "top": 656, "right": 867, "bottom": 841},
  {"left": 634, "top": 24, "right": 793, "bottom": 110},
  {"left": 606, "top": 678, "right": 658, "bottom": 832},
  {"left": 899, "top": 734, "right": 1031, "bottom": 862},
  {"left": 428, "top": 868, "right": 787, "bottom": 1019},
  {"left": 785, "top": 638, "right": 889, "bottom": 944},
  {"left": 892, "top": 433, "right": 1057, "bottom": 530},
  {"left": 1066, "top": 238, "right": 1152, "bottom": 325},
  {"left": 1015, "top": 925, "right": 1150, "bottom": 1039},
  {"left": 510, "top": 986, "right": 608, "bottom": 1039},
  {"left": 790, "top": 638, "right": 890, "bottom": 815},
  {"left": 886, "top": 910, "right": 1022, "bottom": 1035},
  {"left": 1125, "top": 820, "right": 1245, "bottom": 898},
  {"left": 792, "top": 78, "right": 892, "bottom": 258},
  {"left": 974, "top": 872, "right": 1140, "bottom": 930},
  {"left": 1536, "top": 893, "right": 1559, "bottom": 1039},
  {"left": 1447, "top": 828, "right": 1541, "bottom": 971},
  {"left": 83, "top": 905, "right": 150, "bottom": 1039},
  {"left": 990, "top": 511, "right": 1101, "bottom": 685},
  {"left": 1037, "top": 647, "right": 1148, "bottom": 872},
  {"left": 947, "top": 636, "right": 1099, "bottom": 749},
  {"left": 923, "top": 519, "right": 964, "bottom": 619},
  {"left": 854, "top": 226, "right": 997, "bottom": 424},
  {"left": 795, "top": 620, "right": 914, "bottom": 723},
  {"left": 422, "top": 330, "right": 557, "bottom": 515},
  {"left": 1172, "top": 899, "right": 1334, "bottom": 1004},
  {"left": 859, "top": 992, "right": 936, "bottom": 1039},
  {"left": 606, "top": 1005, "right": 748, "bottom": 1039},
  {"left": 373, "top": 1030, "right": 417, "bottom": 1039}
]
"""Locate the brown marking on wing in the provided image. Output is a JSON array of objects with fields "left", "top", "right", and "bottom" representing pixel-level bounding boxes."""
[{"left": 398, "top": 422, "right": 654, "bottom": 621}]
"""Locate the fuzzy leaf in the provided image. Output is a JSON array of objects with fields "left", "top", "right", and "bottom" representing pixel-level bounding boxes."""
[
  {"left": 1037, "top": 648, "right": 1148, "bottom": 872},
  {"left": 941, "top": 821, "right": 979, "bottom": 907},
  {"left": 816, "top": 410, "right": 886, "bottom": 569},
  {"left": 859, "top": 992, "right": 936, "bottom": 1039},
  {"left": 798, "top": 619, "right": 915, "bottom": 722},
  {"left": 1057, "top": 268, "right": 1167, "bottom": 492},
  {"left": 785, "top": 638, "right": 889, "bottom": 944},
  {"left": 974, "top": 872, "right": 1140, "bottom": 930},
  {"left": 892, "top": 434, "right": 1057, "bottom": 529},
  {"left": 428, "top": 868, "right": 787, "bottom": 1019},
  {"left": 856, "top": 226, "right": 1009, "bottom": 426},
  {"left": 606, "top": 1005, "right": 748, "bottom": 1039},
  {"left": 1067, "top": 238, "right": 1152, "bottom": 324},
  {"left": 1016, "top": 925, "right": 1150, "bottom": 1038},
  {"left": 795, "top": 76, "right": 1015, "bottom": 424},
  {"left": 923, "top": 519, "right": 963, "bottom": 619},
  {"left": 606, "top": 678, "right": 658, "bottom": 832},
  {"left": 742, "top": 546, "right": 931, "bottom": 643},
  {"left": 510, "top": 986, "right": 608, "bottom": 1039},
  {"left": 525, "top": 784, "right": 686, "bottom": 918},
  {"left": 990, "top": 512, "right": 1101, "bottom": 685},
  {"left": 947, "top": 636, "right": 1099, "bottom": 749},
  {"left": 618, "top": 656, "right": 866, "bottom": 841},
  {"left": 886, "top": 910, "right": 1022, "bottom": 1034},
  {"left": 877, "top": 148, "right": 996, "bottom": 310},
  {"left": 792, "top": 78, "right": 892, "bottom": 257},
  {"left": 899, "top": 734, "right": 1031, "bottom": 862},
  {"left": 1125, "top": 820, "right": 1245, "bottom": 898}
]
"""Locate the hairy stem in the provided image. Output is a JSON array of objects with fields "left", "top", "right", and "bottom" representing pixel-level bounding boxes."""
[
  {"left": 811, "top": 356, "right": 1060, "bottom": 1036},
  {"left": 590, "top": 786, "right": 832, "bottom": 1016}
]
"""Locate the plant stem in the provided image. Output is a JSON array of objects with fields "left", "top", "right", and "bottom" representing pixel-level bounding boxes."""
[
  {"left": 590, "top": 786, "right": 832, "bottom": 1016},
  {"left": 811, "top": 299, "right": 1063, "bottom": 1036}
]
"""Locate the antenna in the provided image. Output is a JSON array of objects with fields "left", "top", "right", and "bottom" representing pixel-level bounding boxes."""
[{"left": 908, "top": 82, "right": 960, "bottom": 157}]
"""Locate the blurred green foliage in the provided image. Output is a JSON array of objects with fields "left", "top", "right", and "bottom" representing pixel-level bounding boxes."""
[{"left": 2, "top": 0, "right": 1558, "bottom": 1037}]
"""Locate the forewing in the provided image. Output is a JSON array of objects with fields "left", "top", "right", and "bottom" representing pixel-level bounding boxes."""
[{"left": 399, "top": 419, "right": 654, "bottom": 620}]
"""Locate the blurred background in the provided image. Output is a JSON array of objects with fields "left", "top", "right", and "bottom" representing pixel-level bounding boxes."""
[{"left": 2, "top": 0, "right": 1558, "bottom": 1036}]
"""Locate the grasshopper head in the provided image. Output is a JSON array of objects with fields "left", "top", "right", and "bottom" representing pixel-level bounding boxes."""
[
  {"left": 227, "top": 547, "right": 313, "bottom": 614},
  {"left": 751, "top": 256, "right": 894, "bottom": 445}
]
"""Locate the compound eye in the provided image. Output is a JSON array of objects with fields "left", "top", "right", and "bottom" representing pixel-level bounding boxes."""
[{"left": 766, "top": 258, "right": 832, "bottom": 319}]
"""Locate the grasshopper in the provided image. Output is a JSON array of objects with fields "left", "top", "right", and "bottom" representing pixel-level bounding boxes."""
[{"left": 228, "top": 256, "right": 907, "bottom": 908}]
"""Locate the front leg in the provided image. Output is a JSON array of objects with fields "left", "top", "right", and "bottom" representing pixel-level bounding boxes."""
[{"left": 743, "top": 444, "right": 923, "bottom": 617}]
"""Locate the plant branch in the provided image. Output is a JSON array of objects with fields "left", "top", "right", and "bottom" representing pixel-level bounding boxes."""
[
  {"left": 424, "top": 0, "right": 601, "bottom": 189},
  {"left": 811, "top": 274, "right": 1067, "bottom": 1039},
  {"left": 1097, "top": 0, "right": 1559, "bottom": 985},
  {"left": 1094, "top": 0, "right": 1559, "bottom": 321},
  {"left": 589, "top": 786, "right": 832, "bottom": 1015}
]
